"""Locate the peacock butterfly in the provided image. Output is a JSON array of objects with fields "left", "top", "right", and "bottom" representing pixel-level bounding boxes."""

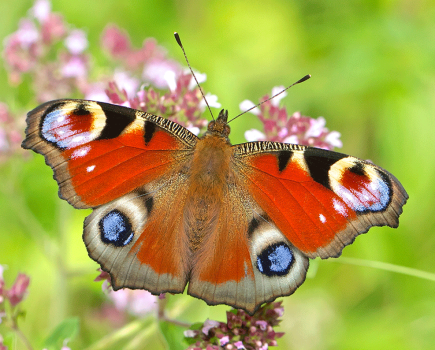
[{"left": 22, "top": 43, "right": 407, "bottom": 315}]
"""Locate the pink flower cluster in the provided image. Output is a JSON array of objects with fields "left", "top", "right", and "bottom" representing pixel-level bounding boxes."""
[
  {"left": 241, "top": 87, "right": 342, "bottom": 150},
  {"left": 0, "top": 267, "right": 30, "bottom": 349},
  {"left": 94, "top": 269, "right": 158, "bottom": 318},
  {"left": 0, "top": 264, "right": 31, "bottom": 347},
  {"left": 99, "top": 26, "right": 218, "bottom": 135},
  {"left": 185, "top": 302, "right": 285, "bottom": 350},
  {"left": 1, "top": 0, "right": 218, "bottom": 164},
  {"left": 0, "top": 104, "right": 23, "bottom": 162},
  {"left": 0, "top": 265, "right": 30, "bottom": 311},
  {"left": 0, "top": 336, "right": 6, "bottom": 350},
  {"left": 3, "top": 0, "right": 89, "bottom": 102}
]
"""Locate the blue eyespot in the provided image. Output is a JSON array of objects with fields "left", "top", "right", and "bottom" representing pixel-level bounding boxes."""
[
  {"left": 99, "top": 210, "right": 134, "bottom": 247},
  {"left": 257, "top": 243, "right": 293, "bottom": 277}
]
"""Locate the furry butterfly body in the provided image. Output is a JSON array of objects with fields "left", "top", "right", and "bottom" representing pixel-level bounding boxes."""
[{"left": 22, "top": 99, "right": 408, "bottom": 314}]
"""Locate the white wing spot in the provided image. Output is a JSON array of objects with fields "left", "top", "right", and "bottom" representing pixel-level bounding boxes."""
[
  {"left": 71, "top": 145, "right": 90, "bottom": 159},
  {"left": 319, "top": 214, "right": 326, "bottom": 223},
  {"left": 333, "top": 199, "right": 348, "bottom": 217},
  {"left": 87, "top": 165, "right": 96, "bottom": 172}
]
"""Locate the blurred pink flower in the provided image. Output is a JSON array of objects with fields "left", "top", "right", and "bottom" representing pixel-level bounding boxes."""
[
  {"left": 0, "top": 335, "right": 7, "bottom": 350},
  {"left": 30, "top": 0, "right": 51, "bottom": 22},
  {"left": 241, "top": 87, "right": 342, "bottom": 150},
  {"left": 101, "top": 25, "right": 171, "bottom": 72},
  {"left": 94, "top": 269, "right": 159, "bottom": 317},
  {"left": 3, "top": 0, "right": 87, "bottom": 100},
  {"left": 8, "top": 273, "right": 30, "bottom": 307},
  {"left": 40, "top": 13, "right": 66, "bottom": 44},
  {"left": 143, "top": 58, "right": 181, "bottom": 89},
  {"left": 0, "top": 265, "right": 5, "bottom": 304},
  {"left": 0, "top": 103, "right": 25, "bottom": 162},
  {"left": 105, "top": 72, "right": 211, "bottom": 135},
  {"left": 3, "top": 20, "right": 40, "bottom": 79},
  {"left": 109, "top": 289, "right": 158, "bottom": 317},
  {"left": 61, "top": 54, "right": 88, "bottom": 78},
  {"left": 64, "top": 29, "right": 88, "bottom": 54}
]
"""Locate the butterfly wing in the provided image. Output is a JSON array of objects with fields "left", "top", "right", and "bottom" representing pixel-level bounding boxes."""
[
  {"left": 187, "top": 141, "right": 407, "bottom": 314},
  {"left": 187, "top": 180, "right": 309, "bottom": 314},
  {"left": 233, "top": 142, "right": 408, "bottom": 259},
  {"left": 23, "top": 99, "right": 198, "bottom": 293}
]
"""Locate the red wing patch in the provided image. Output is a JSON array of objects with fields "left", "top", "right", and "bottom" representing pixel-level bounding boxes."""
[
  {"left": 235, "top": 145, "right": 407, "bottom": 258},
  {"left": 22, "top": 99, "right": 197, "bottom": 209}
]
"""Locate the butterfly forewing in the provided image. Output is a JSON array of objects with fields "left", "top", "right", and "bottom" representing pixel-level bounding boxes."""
[
  {"left": 233, "top": 142, "right": 408, "bottom": 259},
  {"left": 22, "top": 99, "right": 197, "bottom": 208}
]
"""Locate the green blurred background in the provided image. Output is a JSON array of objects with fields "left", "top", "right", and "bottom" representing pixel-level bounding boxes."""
[{"left": 1, "top": 0, "right": 434, "bottom": 349}]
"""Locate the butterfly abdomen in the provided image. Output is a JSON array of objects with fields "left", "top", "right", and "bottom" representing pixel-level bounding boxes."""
[{"left": 184, "top": 133, "right": 233, "bottom": 251}]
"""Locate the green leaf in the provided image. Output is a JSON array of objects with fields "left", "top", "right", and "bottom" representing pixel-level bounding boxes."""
[
  {"left": 44, "top": 317, "right": 80, "bottom": 350},
  {"left": 159, "top": 321, "right": 189, "bottom": 350}
]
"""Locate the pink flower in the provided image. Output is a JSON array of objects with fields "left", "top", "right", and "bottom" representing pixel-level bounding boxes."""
[
  {"left": 40, "top": 13, "right": 66, "bottom": 44},
  {"left": 241, "top": 88, "right": 342, "bottom": 150},
  {"left": 113, "top": 71, "right": 140, "bottom": 98},
  {"left": 219, "top": 335, "right": 230, "bottom": 346},
  {"left": 7, "top": 273, "right": 30, "bottom": 306},
  {"left": 61, "top": 339, "right": 71, "bottom": 350},
  {"left": 184, "top": 330, "right": 197, "bottom": 338},
  {"left": 15, "top": 19, "right": 39, "bottom": 48},
  {"left": 143, "top": 58, "right": 181, "bottom": 89},
  {"left": 202, "top": 319, "right": 221, "bottom": 335},
  {"left": 101, "top": 25, "right": 170, "bottom": 71},
  {"left": 64, "top": 29, "right": 88, "bottom": 54},
  {"left": 234, "top": 341, "right": 246, "bottom": 349},
  {"left": 101, "top": 25, "right": 132, "bottom": 58},
  {"left": 61, "top": 55, "right": 88, "bottom": 77},
  {"left": 3, "top": 21, "right": 40, "bottom": 76},
  {"left": 109, "top": 289, "right": 158, "bottom": 317},
  {"left": 0, "top": 335, "right": 7, "bottom": 350},
  {"left": 185, "top": 302, "right": 285, "bottom": 349},
  {"left": 30, "top": 0, "right": 51, "bottom": 22},
  {"left": 0, "top": 265, "right": 5, "bottom": 303},
  {"left": 84, "top": 82, "right": 111, "bottom": 102},
  {"left": 255, "top": 320, "right": 268, "bottom": 331},
  {"left": 0, "top": 103, "right": 25, "bottom": 162}
]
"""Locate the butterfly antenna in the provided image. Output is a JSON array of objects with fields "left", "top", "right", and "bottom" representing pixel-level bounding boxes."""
[
  {"left": 174, "top": 32, "right": 215, "bottom": 121},
  {"left": 227, "top": 74, "right": 311, "bottom": 123}
]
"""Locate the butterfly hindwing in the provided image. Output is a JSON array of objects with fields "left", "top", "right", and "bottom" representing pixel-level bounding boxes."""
[
  {"left": 187, "top": 176, "right": 309, "bottom": 314},
  {"left": 234, "top": 142, "right": 408, "bottom": 259},
  {"left": 84, "top": 177, "right": 192, "bottom": 294}
]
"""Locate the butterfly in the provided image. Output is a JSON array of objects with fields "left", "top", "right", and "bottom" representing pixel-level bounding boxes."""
[{"left": 22, "top": 95, "right": 408, "bottom": 314}]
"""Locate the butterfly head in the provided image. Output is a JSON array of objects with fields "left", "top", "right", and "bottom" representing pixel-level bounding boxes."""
[{"left": 206, "top": 109, "right": 231, "bottom": 138}]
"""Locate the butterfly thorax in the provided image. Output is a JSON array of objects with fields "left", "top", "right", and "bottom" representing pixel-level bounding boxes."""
[{"left": 184, "top": 122, "right": 234, "bottom": 252}]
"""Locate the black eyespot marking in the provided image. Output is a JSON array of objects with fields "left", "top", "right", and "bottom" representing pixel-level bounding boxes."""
[
  {"left": 256, "top": 243, "right": 294, "bottom": 277},
  {"left": 145, "top": 196, "right": 154, "bottom": 215},
  {"left": 73, "top": 104, "right": 91, "bottom": 115},
  {"left": 247, "top": 217, "right": 260, "bottom": 237},
  {"left": 278, "top": 151, "right": 292, "bottom": 172},
  {"left": 304, "top": 148, "right": 347, "bottom": 189},
  {"left": 144, "top": 121, "right": 156, "bottom": 145},
  {"left": 349, "top": 162, "right": 365, "bottom": 176},
  {"left": 97, "top": 102, "right": 136, "bottom": 140},
  {"left": 99, "top": 210, "right": 134, "bottom": 247}
]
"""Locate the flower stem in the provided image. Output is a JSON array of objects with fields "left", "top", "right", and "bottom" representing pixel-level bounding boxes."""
[
  {"left": 11, "top": 319, "right": 34, "bottom": 350},
  {"left": 157, "top": 295, "right": 191, "bottom": 328}
]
